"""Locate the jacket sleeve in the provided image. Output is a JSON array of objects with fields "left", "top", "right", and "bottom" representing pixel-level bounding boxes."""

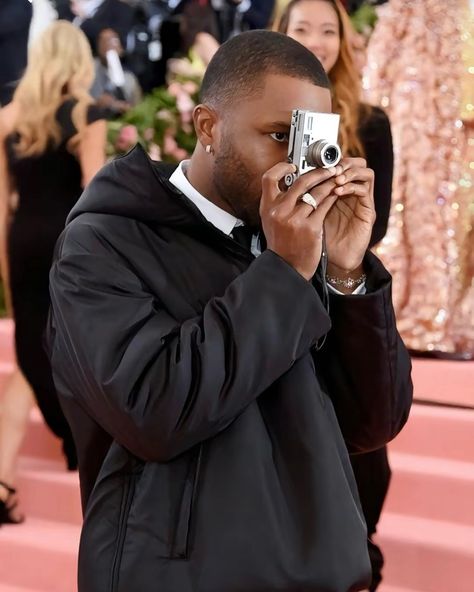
[
  {"left": 314, "top": 252, "right": 413, "bottom": 453},
  {"left": 49, "top": 221, "right": 331, "bottom": 462}
]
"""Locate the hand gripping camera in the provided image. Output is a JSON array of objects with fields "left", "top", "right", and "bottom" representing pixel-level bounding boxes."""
[{"left": 284, "top": 110, "right": 342, "bottom": 188}]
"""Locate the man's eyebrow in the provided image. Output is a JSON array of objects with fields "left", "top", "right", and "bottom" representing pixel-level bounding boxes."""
[{"left": 265, "top": 121, "right": 291, "bottom": 129}]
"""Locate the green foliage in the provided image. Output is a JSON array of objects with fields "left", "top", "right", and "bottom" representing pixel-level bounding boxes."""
[
  {"left": 107, "top": 80, "right": 200, "bottom": 162},
  {"left": 175, "top": 126, "right": 198, "bottom": 155},
  {"left": 350, "top": 2, "right": 378, "bottom": 35}
]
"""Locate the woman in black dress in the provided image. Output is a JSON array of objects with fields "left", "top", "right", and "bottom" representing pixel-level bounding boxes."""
[
  {"left": 0, "top": 20, "right": 106, "bottom": 523},
  {"left": 277, "top": 2, "right": 393, "bottom": 590}
]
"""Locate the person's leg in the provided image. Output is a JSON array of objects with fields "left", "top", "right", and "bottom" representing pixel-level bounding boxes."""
[
  {"left": 13, "top": 290, "right": 77, "bottom": 471},
  {"left": 8, "top": 219, "right": 77, "bottom": 469},
  {"left": 0, "top": 367, "right": 34, "bottom": 522}
]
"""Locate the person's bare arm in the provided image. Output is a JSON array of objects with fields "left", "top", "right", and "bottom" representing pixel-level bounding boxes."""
[
  {"left": 0, "top": 117, "right": 13, "bottom": 312},
  {"left": 194, "top": 32, "right": 219, "bottom": 67},
  {"left": 78, "top": 119, "right": 107, "bottom": 187}
]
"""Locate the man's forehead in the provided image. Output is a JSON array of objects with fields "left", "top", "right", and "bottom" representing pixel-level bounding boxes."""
[{"left": 244, "top": 73, "right": 332, "bottom": 117}]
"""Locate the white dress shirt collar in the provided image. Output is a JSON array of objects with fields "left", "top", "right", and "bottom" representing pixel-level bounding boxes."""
[{"left": 169, "top": 161, "right": 243, "bottom": 236}]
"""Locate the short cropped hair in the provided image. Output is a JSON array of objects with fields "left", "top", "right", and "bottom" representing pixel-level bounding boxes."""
[{"left": 200, "top": 30, "right": 329, "bottom": 108}]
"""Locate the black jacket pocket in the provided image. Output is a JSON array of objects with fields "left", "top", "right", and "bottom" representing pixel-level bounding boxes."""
[{"left": 126, "top": 444, "right": 203, "bottom": 560}]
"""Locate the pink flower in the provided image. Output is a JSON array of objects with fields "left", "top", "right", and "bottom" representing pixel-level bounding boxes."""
[
  {"left": 163, "top": 131, "right": 188, "bottom": 161},
  {"left": 167, "top": 82, "right": 182, "bottom": 98},
  {"left": 115, "top": 125, "right": 138, "bottom": 152},
  {"left": 148, "top": 143, "right": 161, "bottom": 161},
  {"left": 156, "top": 109, "right": 174, "bottom": 124},
  {"left": 176, "top": 91, "right": 195, "bottom": 126},
  {"left": 173, "top": 146, "right": 188, "bottom": 161},
  {"left": 143, "top": 128, "right": 154, "bottom": 142},
  {"left": 182, "top": 81, "right": 198, "bottom": 96},
  {"left": 182, "top": 122, "right": 193, "bottom": 135},
  {"left": 163, "top": 131, "right": 178, "bottom": 155}
]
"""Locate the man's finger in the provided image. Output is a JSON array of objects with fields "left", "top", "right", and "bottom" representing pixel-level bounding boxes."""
[
  {"left": 288, "top": 166, "right": 337, "bottom": 200},
  {"left": 287, "top": 184, "right": 338, "bottom": 221},
  {"left": 335, "top": 167, "right": 374, "bottom": 186},
  {"left": 338, "top": 157, "right": 367, "bottom": 173},
  {"left": 261, "top": 162, "right": 298, "bottom": 206},
  {"left": 334, "top": 182, "right": 369, "bottom": 197},
  {"left": 307, "top": 194, "right": 339, "bottom": 226},
  {"left": 278, "top": 178, "right": 337, "bottom": 219}
]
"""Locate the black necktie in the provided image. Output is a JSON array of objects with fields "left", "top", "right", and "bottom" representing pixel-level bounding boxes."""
[{"left": 232, "top": 226, "right": 254, "bottom": 251}]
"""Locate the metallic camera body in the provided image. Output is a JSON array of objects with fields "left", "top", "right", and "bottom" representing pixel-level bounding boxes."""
[{"left": 284, "top": 110, "right": 341, "bottom": 188}]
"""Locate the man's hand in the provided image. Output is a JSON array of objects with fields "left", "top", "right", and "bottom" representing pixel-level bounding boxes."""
[
  {"left": 260, "top": 162, "right": 340, "bottom": 281},
  {"left": 324, "top": 157, "right": 375, "bottom": 273}
]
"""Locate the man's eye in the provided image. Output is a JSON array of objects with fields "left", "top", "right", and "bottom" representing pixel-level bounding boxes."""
[{"left": 270, "top": 132, "right": 289, "bottom": 143}]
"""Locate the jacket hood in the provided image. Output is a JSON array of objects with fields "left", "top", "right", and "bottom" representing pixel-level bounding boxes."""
[{"left": 67, "top": 144, "right": 204, "bottom": 230}]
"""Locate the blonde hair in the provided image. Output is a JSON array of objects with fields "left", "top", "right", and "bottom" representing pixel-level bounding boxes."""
[
  {"left": 276, "top": 0, "right": 368, "bottom": 157},
  {"left": 12, "top": 21, "right": 95, "bottom": 158}
]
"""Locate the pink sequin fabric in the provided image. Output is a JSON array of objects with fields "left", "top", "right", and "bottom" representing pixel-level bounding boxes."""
[{"left": 363, "top": 0, "right": 474, "bottom": 357}]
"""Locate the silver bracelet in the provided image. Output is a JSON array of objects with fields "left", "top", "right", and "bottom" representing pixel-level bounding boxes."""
[{"left": 325, "top": 273, "right": 367, "bottom": 290}]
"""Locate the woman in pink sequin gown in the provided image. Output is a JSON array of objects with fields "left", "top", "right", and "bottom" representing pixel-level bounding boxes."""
[{"left": 364, "top": 0, "right": 473, "bottom": 358}]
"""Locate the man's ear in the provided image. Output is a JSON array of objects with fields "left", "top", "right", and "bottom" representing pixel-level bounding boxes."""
[{"left": 193, "top": 104, "right": 218, "bottom": 149}]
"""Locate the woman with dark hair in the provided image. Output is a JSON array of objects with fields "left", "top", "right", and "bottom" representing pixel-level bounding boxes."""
[{"left": 277, "top": 2, "right": 394, "bottom": 590}]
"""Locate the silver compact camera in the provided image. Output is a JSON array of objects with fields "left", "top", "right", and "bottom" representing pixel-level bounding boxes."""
[{"left": 284, "top": 110, "right": 342, "bottom": 188}]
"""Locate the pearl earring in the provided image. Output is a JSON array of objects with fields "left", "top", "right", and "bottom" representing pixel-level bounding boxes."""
[{"left": 205, "top": 145, "right": 213, "bottom": 154}]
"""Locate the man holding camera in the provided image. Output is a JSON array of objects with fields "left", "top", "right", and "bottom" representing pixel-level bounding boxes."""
[{"left": 48, "top": 30, "right": 412, "bottom": 592}]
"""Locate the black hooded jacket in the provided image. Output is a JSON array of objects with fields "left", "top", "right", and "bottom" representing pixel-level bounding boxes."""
[{"left": 48, "top": 145, "right": 412, "bottom": 592}]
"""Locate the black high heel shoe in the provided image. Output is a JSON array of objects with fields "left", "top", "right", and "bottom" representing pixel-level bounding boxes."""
[{"left": 0, "top": 480, "right": 25, "bottom": 525}]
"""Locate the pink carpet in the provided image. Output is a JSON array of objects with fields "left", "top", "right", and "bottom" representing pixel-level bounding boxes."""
[{"left": 0, "top": 320, "right": 472, "bottom": 591}]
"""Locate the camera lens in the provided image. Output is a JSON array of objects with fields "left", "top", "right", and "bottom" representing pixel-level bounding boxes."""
[
  {"left": 324, "top": 147, "right": 338, "bottom": 164},
  {"left": 307, "top": 140, "right": 341, "bottom": 168}
]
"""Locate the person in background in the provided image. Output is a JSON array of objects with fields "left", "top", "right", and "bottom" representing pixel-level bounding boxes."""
[
  {"left": 212, "top": 0, "right": 276, "bottom": 42},
  {"left": 90, "top": 27, "right": 142, "bottom": 117},
  {"left": 0, "top": 0, "right": 33, "bottom": 106},
  {"left": 0, "top": 369, "right": 34, "bottom": 525},
  {"left": 0, "top": 21, "right": 106, "bottom": 523},
  {"left": 151, "top": 0, "right": 220, "bottom": 88},
  {"left": 0, "top": 149, "right": 35, "bottom": 524},
  {"left": 364, "top": 0, "right": 473, "bottom": 359},
  {"left": 71, "top": 0, "right": 135, "bottom": 53},
  {"left": 277, "top": 1, "right": 394, "bottom": 589},
  {"left": 29, "top": 0, "right": 59, "bottom": 45},
  {"left": 54, "top": 0, "right": 75, "bottom": 19},
  {"left": 0, "top": 0, "right": 56, "bottom": 528},
  {"left": 277, "top": 0, "right": 393, "bottom": 246},
  {"left": 178, "top": 0, "right": 221, "bottom": 69}
]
